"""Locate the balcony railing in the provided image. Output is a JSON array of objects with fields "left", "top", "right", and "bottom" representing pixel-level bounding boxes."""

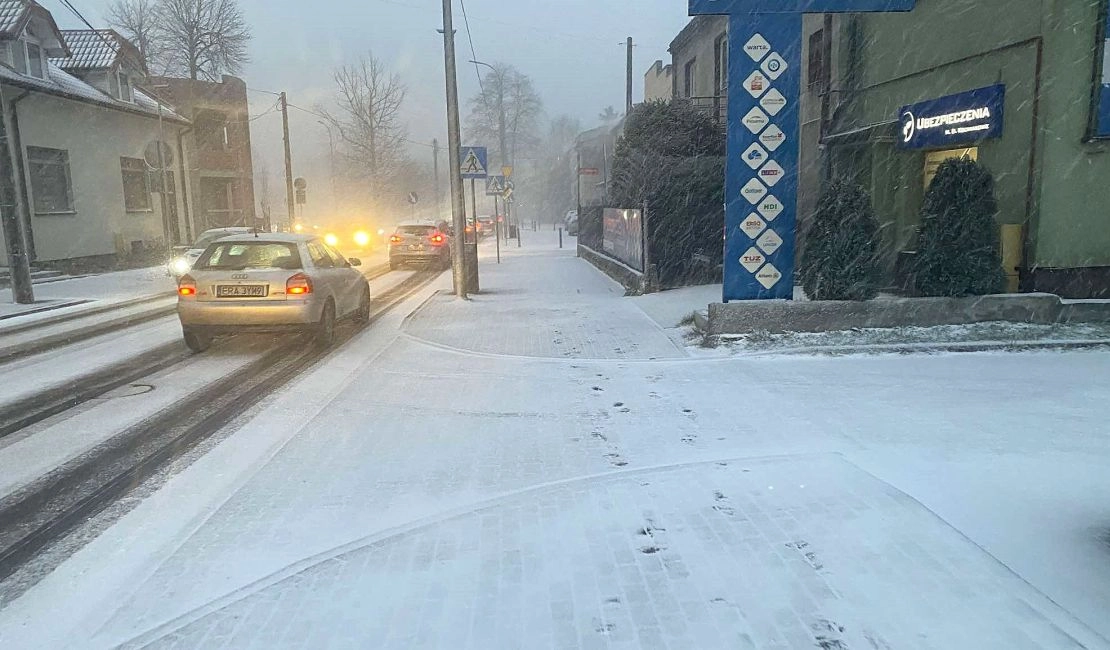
[{"left": 677, "top": 95, "right": 727, "bottom": 129}]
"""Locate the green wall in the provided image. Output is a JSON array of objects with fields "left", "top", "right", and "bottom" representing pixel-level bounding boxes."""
[{"left": 835, "top": 0, "right": 1110, "bottom": 269}]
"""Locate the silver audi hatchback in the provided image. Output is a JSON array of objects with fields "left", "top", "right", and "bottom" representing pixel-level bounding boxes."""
[{"left": 176, "top": 233, "right": 371, "bottom": 352}]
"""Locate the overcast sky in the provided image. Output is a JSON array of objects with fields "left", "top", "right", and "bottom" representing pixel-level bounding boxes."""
[{"left": 50, "top": 0, "right": 691, "bottom": 212}]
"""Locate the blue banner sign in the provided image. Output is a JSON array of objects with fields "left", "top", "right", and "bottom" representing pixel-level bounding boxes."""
[
  {"left": 898, "top": 85, "right": 1005, "bottom": 150},
  {"left": 691, "top": 0, "right": 916, "bottom": 302},
  {"left": 1097, "top": 5, "right": 1110, "bottom": 137}
]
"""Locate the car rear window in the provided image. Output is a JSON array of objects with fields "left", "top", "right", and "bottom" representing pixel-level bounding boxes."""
[
  {"left": 194, "top": 242, "right": 302, "bottom": 270},
  {"left": 398, "top": 226, "right": 435, "bottom": 236}
]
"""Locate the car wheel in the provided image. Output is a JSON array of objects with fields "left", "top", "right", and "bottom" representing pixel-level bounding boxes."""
[
  {"left": 183, "top": 328, "right": 212, "bottom": 353},
  {"left": 353, "top": 286, "right": 371, "bottom": 325},
  {"left": 315, "top": 300, "right": 337, "bottom": 348}
]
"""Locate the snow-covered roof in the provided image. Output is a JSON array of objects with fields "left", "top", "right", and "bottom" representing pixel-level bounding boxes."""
[
  {"left": 55, "top": 29, "right": 143, "bottom": 72},
  {"left": 0, "top": 0, "right": 28, "bottom": 35},
  {"left": 0, "top": 60, "right": 188, "bottom": 124},
  {"left": 0, "top": 1, "right": 68, "bottom": 56}
]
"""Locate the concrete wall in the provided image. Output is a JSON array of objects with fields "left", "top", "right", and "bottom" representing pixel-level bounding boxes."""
[
  {"left": 13, "top": 89, "right": 187, "bottom": 262},
  {"left": 643, "top": 60, "right": 673, "bottom": 103}
]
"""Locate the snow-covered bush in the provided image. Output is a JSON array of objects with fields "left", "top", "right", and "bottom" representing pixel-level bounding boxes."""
[
  {"left": 799, "top": 180, "right": 881, "bottom": 301},
  {"left": 913, "top": 158, "right": 1004, "bottom": 297},
  {"left": 610, "top": 101, "right": 725, "bottom": 287}
]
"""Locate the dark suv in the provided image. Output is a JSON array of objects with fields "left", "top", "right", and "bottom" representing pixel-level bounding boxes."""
[{"left": 388, "top": 222, "right": 452, "bottom": 270}]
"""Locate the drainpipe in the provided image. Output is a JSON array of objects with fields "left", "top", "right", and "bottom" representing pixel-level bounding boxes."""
[
  {"left": 176, "top": 126, "right": 194, "bottom": 243},
  {"left": 0, "top": 87, "right": 33, "bottom": 303}
]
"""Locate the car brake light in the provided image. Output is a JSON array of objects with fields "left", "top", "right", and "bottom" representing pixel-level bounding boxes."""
[
  {"left": 430, "top": 232, "right": 445, "bottom": 246},
  {"left": 389, "top": 234, "right": 404, "bottom": 244},
  {"left": 178, "top": 274, "right": 196, "bottom": 297},
  {"left": 286, "top": 272, "right": 313, "bottom": 295}
]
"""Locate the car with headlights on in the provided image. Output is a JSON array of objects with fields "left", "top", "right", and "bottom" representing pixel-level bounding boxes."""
[
  {"left": 176, "top": 233, "right": 371, "bottom": 352},
  {"left": 167, "top": 227, "right": 253, "bottom": 277}
]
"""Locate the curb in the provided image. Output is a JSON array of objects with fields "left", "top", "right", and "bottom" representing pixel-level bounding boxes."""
[{"left": 712, "top": 338, "right": 1110, "bottom": 357}]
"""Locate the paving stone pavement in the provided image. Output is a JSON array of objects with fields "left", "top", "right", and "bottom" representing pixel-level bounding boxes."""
[
  {"left": 125, "top": 455, "right": 1094, "bottom": 649},
  {"left": 402, "top": 242, "right": 686, "bottom": 360}
]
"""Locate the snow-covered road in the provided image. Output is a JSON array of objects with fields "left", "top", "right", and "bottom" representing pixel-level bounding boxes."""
[{"left": 1, "top": 234, "right": 1108, "bottom": 649}]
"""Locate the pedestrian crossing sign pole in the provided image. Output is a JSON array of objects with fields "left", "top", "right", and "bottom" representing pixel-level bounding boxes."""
[{"left": 689, "top": 0, "right": 915, "bottom": 302}]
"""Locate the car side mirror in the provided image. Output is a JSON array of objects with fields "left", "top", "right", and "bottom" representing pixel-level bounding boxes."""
[{"left": 348, "top": 257, "right": 362, "bottom": 267}]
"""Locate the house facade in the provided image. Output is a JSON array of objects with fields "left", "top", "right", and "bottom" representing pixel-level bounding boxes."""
[
  {"left": 643, "top": 60, "right": 673, "bottom": 103},
  {"left": 150, "top": 75, "right": 258, "bottom": 233},
  {"left": 668, "top": 16, "right": 729, "bottom": 126},
  {"left": 822, "top": 0, "right": 1110, "bottom": 297},
  {"left": 0, "top": 2, "right": 191, "bottom": 269}
]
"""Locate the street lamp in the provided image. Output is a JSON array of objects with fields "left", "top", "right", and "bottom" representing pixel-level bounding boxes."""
[
  {"left": 317, "top": 120, "right": 338, "bottom": 209},
  {"left": 468, "top": 59, "right": 512, "bottom": 243}
]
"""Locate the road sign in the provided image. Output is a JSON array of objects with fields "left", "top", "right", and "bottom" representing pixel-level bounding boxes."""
[
  {"left": 690, "top": 0, "right": 917, "bottom": 301},
  {"left": 408, "top": 191, "right": 419, "bottom": 204},
  {"left": 295, "top": 189, "right": 306, "bottom": 204},
  {"left": 502, "top": 165, "right": 513, "bottom": 178},
  {"left": 460, "top": 146, "right": 488, "bottom": 179},
  {"left": 502, "top": 180, "right": 514, "bottom": 202},
  {"left": 579, "top": 167, "right": 600, "bottom": 176},
  {"left": 485, "top": 175, "right": 505, "bottom": 196},
  {"left": 294, "top": 177, "right": 307, "bottom": 190}
]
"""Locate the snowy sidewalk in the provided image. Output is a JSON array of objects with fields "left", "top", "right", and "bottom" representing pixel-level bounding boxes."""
[
  {"left": 2, "top": 233, "right": 1110, "bottom": 648},
  {"left": 405, "top": 231, "right": 686, "bottom": 360},
  {"left": 0, "top": 267, "right": 175, "bottom": 322}
]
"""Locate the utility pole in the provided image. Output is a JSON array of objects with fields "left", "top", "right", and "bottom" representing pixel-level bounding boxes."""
[
  {"left": 625, "top": 37, "right": 634, "bottom": 114},
  {"left": 0, "top": 94, "right": 32, "bottom": 303},
  {"left": 441, "top": 0, "right": 469, "bottom": 298},
  {"left": 432, "top": 138, "right": 442, "bottom": 212},
  {"left": 279, "top": 92, "right": 295, "bottom": 227}
]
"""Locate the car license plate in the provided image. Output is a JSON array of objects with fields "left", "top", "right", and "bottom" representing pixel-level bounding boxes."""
[
  {"left": 217, "top": 285, "right": 268, "bottom": 297},
  {"left": 409, "top": 244, "right": 424, "bottom": 251}
]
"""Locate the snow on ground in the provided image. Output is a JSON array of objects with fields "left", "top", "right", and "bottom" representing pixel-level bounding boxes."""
[
  {"left": 0, "top": 267, "right": 175, "bottom": 322},
  {"left": 2, "top": 233, "right": 1110, "bottom": 649}
]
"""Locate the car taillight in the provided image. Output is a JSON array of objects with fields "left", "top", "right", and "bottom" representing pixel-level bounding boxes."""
[
  {"left": 389, "top": 234, "right": 404, "bottom": 244},
  {"left": 430, "top": 232, "right": 445, "bottom": 246},
  {"left": 286, "top": 272, "right": 313, "bottom": 295},
  {"left": 178, "top": 274, "right": 197, "bottom": 297}
]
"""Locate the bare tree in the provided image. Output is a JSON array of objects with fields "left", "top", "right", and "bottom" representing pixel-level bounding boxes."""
[
  {"left": 466, "top": 63, "right": 543, "bottom": 166},
  {"left": 319, "top": 53, "right": 408, "bottom": 206},
  {"left": 105, "top": 0, "right": 161, "bottom": 67},
  {"left": 156, "top": 0, "right": 251, "bottom": 80}
]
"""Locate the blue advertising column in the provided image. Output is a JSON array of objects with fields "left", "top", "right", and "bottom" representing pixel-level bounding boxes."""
[{"left": 690, "top": 1, "right": 916, "bottom": 302}]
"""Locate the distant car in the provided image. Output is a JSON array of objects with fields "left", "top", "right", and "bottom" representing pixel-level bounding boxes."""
[
  {"left": 476, "top": 216, "right": 495, "bottom": 237},
  {"left": 565, "top": 211, "right": 579, "bottom": 236},
  {"left": 176, "top": 234, "right": 370, "bottom": 353},
  {"left": 168, "top": 227, "right": 253, "bottom": 277},
  {"left": 389, "top": 222, "right": 452, "bottom": 270}
]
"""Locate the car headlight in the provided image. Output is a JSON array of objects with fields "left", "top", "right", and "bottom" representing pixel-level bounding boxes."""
[
  {"left": 324, "top": 233, "right": 339, "bottom": 247},
  {"left": 293, "top": 223, "right": 304, "bottom": 232},
  {"left": 353, "top": 231, "right": 370, "bottom": 247},
  {"left": 170, "top": 257, "right": 192, "bottom": 275},
  {"left": 377, "top": 228, "right": 385, "bottom": 236}
]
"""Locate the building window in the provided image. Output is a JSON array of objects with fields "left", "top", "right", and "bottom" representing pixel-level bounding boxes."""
[
  {"left": 26, "top": 42, "right": 43, "bottom": 79},
  {"left": 196, "top": 110, "right": 231, "bottom": 151},
  {"left": 714, "top": 33, "right": 728, "bottom": 96},
  {"left": 809, "top": 29, "right": 829, "bottom": 91},
  {"left": 684, "top": 58, "right": 697, "bottom": 98},
  {"left": 11, "top": 40, "right": 27, "bottom": 74},
  {"left": 121, "top": 157, "right": 152, "bottom": 211},
  {"left": 28, "top": 147, "right": 74, "bottom": 214},
  {"left": 118, "top": 70, "right": 132, "bottom": 102}
]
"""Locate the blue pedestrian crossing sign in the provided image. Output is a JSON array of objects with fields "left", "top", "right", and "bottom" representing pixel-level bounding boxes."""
[
  {"left": 460, "top": 146, "right": 488, "bottom": 179},
  {"left": 485, "top": 175, "right": 505, "bottom": 196}
]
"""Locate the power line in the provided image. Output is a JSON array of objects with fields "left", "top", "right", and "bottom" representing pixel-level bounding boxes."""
[
  {"left": 53, "top": 0, "right": 122, "bottom": 54},
  {"left": 458, "top": 0, "right": 485, "bottom": 96}
]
